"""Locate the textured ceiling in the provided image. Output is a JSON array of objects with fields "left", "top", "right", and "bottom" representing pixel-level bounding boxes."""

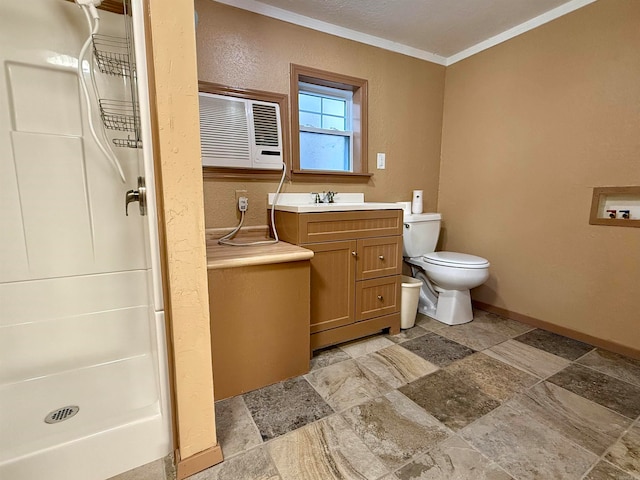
[{"left": 218, "top": 0, "right": 592, "bottom": 61}]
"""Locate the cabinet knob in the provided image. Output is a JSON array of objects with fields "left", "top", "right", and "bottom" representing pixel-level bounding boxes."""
[
  {"left": 351, "top": 251, "right": 357, "bottom": 257},
  {"left": 378, "top": 255, "right": 385, "bottom": 261},
  {"left": 377, "top": 295, "right": 384, "bottom": 301}
]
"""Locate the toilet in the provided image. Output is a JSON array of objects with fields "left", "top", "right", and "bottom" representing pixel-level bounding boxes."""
[{"left": 402, "top": 212, "right": 490, "bottom": 325}]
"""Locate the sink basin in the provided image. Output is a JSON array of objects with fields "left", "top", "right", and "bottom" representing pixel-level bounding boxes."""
[
  {"left": 271, "top": 202, "right": 402, "bottom": 213},
  {"left": 267, "top": 193, "right": 402, "bottom": 213}
]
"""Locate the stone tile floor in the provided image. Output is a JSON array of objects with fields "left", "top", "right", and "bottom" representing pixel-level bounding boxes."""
[{"left": 192, "top": 310, "right": 640, "bottom": 480}]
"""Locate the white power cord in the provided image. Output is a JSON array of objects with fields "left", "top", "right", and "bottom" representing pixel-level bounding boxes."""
[
  {"left": 76, "top": 0, "right": 126, "bottom": 183},
  {"left": 218, "top": 162, "right": 287, "bottom": 246}
]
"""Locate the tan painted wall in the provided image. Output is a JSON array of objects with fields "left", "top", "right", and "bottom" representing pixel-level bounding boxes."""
[
  {"left": 146, "top": 0, "right": 217, "bottom": 461},
  {"left": 439, "top": 0, "right": 640, "bottom": 350},
  {"left": 147, "top": 0, "right": 639, "bottom": 465},
  {"left": 194, "top": 0, "right": 445, "bottom": 228}
]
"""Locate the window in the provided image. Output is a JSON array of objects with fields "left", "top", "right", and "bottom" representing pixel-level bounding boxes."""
[
  {"left": 298, "top": 83, "right": 352, "bottom": 171},
  {"left": 290, "top": 65, "right": 370, "bottom": 179}
]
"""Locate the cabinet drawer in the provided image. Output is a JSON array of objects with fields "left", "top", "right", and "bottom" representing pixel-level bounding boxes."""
[
  {"left": 356, "top": 237, "right": 402, "bottom": 280},
  {"left": 355, "top": 276, "right": 400, "bottom": 321},
  {"left": 275, "top": 209, "right": 403, "bottom": 244}
]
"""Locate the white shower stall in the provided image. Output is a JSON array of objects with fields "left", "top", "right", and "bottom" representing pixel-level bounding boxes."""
[{"left": 0, "top": 1, "right": 172, "bottom": 479}]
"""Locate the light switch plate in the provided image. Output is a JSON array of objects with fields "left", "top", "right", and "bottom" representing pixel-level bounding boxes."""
[{"left": 376, "top": 153, "right": 386, "bottom": 169}]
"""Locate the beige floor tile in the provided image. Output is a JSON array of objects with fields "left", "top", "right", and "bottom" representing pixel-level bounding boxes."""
[
  {"left": 214, "top": 396, "right": 262, "bottom": 458},
  {"left": 395, "top": 436, "right": 514, "bottom": 480},
  {"left": 339, "top": 335, "right": 395, "bottom": 358},
  {"left": 387, "top": 325, "right": 429, "bottom": 344},
  {"left": 305, "top": 359, "right": 390, "bottom": 411},
  {"left": 446, "top": 352, "right": 538, "bottom": 402},
  {"left": 585, "top": 460, "right": 637, "bottom": 480},
  {"left": 578, "top": 349, "right": 640, "bottom": 387},
  {"left": 472, "top": 312, "right": 534, "bottom": 338},
  {"left": 188, "top": 447, "right": 280, "bottom": 480},
  {"left": 356, "top": 344, "right": 439, "bottom": 388},
  {"left": 436, "top": 322, "right": 510, "bottom": 351},
  {"left": 605, "top": 423, "right": 640, "bottom": 477},
  {"left": 461, "top": 404, "right": 598, "bottom": 480},
  {"left": 268, "top": 415, "right": 389, "bottom": 480},
  {"left": 485, "top": 339, "right": 571, "bottom": 378},
  {"left": 399, "top": 370, "right": 500, "bottom": 431},
  {"left": 309, "top": 347, "right": 351, "bottom": 371},
  {"left": 341, "top": 390, "right": 450, "bottom": 469},
  {"left": 415, "top": 314, "right": 447, "bottom": 332},
  {"left": 507, "top": 382, "right": 631, "bottom": 455},
  {"left": 548, "top": 364, "right": 640, "bottom": 419}
]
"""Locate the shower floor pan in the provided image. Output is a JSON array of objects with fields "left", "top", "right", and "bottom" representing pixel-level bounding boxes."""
[{"left": 0, "top": 354, "right": 168, "bottom": 480}]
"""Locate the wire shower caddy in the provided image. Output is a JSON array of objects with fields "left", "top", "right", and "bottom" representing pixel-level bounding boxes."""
[
  {"left": 91, "top": 0, "right": 142, "bottom": 149},
  {"left": 92, "top": 34, "right": 136, "bottom": 78}
]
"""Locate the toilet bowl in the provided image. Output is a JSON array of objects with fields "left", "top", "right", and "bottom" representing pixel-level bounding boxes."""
[
  {"left": 422, "top": 252, "right": 490, "bottom": 290},
  {"left": 401, "top": 212, "right": 490, "bottom": 325}
]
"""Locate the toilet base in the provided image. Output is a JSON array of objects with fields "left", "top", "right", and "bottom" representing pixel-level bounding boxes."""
[
  {"left": 434, "top": 289, "right": 473, "bottom": 325},
  {"left": 417, "top": 303, "right": 437, "bottom": 318}
]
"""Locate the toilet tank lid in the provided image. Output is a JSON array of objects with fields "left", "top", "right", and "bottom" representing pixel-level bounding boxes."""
[
  {"left": 424, "top": 251, "right": 490, "bottom": 267},
  {"left": 403, "top": 212, "right": 441, "bottom": 222}
]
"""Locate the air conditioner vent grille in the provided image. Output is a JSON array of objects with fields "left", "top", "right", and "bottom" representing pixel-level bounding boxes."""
[
  {"left": 199, "top": 95, "right": 251, "bottom": 163},
  {"left": 252, "top": 104, "right": 279, "bottom": 147}
]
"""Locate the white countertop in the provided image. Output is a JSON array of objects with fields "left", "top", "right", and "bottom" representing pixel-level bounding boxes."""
[{"left": 268, "top": 192, "right": 403, "bottom": 213}]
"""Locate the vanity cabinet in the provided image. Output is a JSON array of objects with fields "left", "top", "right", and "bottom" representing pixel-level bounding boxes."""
[
  {"left": 274, "top": 209, "right": 403, "bottom": 351},
  {"left": 206, "top": 235, "right": 314, "bottom": 400}
]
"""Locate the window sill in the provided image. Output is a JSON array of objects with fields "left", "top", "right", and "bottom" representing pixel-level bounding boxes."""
[
  {"left": 203, "top": 166, "right": 287, "bottom": 181},
  {"left": 291, "top": 169, "right": 373, "bottom": 183}
]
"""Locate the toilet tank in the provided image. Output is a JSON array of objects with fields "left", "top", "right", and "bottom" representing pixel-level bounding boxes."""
[{"left": 402, "top": 213, "right": 442, "bottom": 258}]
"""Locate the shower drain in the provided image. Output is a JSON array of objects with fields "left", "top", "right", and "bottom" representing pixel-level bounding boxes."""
[{"left": 44, "top": 406, "right": 80, "bottom": 424}]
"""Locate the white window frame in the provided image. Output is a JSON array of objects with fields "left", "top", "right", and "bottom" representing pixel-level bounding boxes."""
[{"left": 298, "top": 82, "right": 354, "bottom": 172}]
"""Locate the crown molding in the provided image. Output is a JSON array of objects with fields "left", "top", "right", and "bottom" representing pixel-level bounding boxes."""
[
  {"left": 446, "top": 0, "right": 598, "bottom": 65},
  {"left": 212, "top": 0, "right": 598, "bottom": 66},
  {"left": 212, "top": 0, "right": 447, "bottom": 65}
]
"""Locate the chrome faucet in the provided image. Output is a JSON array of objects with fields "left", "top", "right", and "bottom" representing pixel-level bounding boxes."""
[
  {"left": 310, "top": 191, "right": 337, "bottom": 203},
  {"left": 322, "top": 191, "right": 336, "bottom": 203}
]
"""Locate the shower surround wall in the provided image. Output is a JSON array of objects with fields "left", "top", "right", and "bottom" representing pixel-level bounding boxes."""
[{"left": 0, "top": 1, "right": 171, "bottom": 479}]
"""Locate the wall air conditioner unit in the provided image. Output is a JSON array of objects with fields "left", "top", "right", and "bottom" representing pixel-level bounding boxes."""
[{"left": 198, "top": 92, "right": 283, "bottom": 170}]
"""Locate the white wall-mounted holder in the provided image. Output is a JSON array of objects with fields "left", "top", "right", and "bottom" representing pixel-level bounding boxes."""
[{"left": 589, "top": 186, "right": 640, "bottom": 228}]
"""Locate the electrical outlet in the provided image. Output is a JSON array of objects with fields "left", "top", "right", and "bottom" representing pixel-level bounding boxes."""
[
  {"left": 238, "top": 196, "right": 249, "bottom": 212},
  {"left": 235, "top": 189, "right": 248, "bottom": 201},
  {"left": 376, "top": 153, "right": 386, "bottom": 169}
]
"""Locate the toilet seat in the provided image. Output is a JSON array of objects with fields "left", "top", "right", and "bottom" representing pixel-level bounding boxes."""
[{"left": 423, "top": 251, "right": 490, "bottom": 269}]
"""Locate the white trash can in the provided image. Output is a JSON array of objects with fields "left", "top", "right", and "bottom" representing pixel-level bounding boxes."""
[{"left": 400, "top": 275, "right": 422, "bottom": 329}]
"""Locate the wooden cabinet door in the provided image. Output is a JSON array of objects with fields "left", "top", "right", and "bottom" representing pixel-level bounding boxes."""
[
  {"left": 355, "top": 276, "right": 401, "bottom": 321},
  {"left": 356, "top": 236, "right": 402, "bottom": 280},
  {"left": 307, "top": 240, "right": 356, "bottom": 333}
]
